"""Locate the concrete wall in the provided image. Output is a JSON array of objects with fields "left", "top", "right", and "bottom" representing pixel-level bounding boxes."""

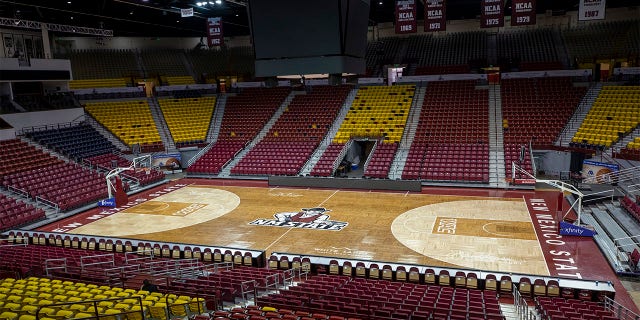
[
  {"left": 0, "top": 108, "right": 84, "bottom": 134},
  {"left": 536, "top": 150, "right": 573, "bottom": 178}
]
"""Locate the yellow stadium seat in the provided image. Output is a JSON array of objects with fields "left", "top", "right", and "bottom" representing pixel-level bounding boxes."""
[
  {"left": 36, "top": 308, "right": 56, "bottom": 318},
  {"left": 53, "top": 310, "right": 73, "bottom": 319},
  {"left": 19, "top": 305, "right": 38, "bottom": 316},
  {"left": 148, "top": 303, "right": 169, "bottom": 320},
  {"left": 168, "top": 300, "right": 189, "bottom": 317},
  {"left": 0, "top": 313, "right": 18, "bottom": 320},
  {"left": 70, "top": 312, "right": 93, "bottom": 319}
]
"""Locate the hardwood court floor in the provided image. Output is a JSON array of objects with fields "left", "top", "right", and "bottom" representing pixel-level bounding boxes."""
[
  {"left": 60, "top": 181, "right": 549, "bottom": 276},
  {"left": 39, "top": 178, "right": 640, "bottom": 313}
]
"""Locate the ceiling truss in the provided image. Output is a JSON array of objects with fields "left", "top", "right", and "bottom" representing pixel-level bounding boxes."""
[{"left": 0, "top": 17, "right": 113, "bottom": 37}]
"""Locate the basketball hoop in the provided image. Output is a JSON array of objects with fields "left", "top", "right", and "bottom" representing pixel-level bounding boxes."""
[
  {"left": 105, "top": 154, "right": 153, "bottom": 197},
  {"left": 513, "top": 162, "right": 586, "bottom": 226}
]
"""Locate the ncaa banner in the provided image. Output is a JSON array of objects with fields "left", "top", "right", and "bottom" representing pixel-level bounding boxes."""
[
  {"left": 181, "top": 7, "right": 193, "bottom": 18},
  {"left": 511, "top": 0, "right": 536, "bottom": 26},
  {"left": 207, "top": 17, "right": 224, "bottom": 47},
  {"left": 424, "top": 0, "right": 446, "bottom": 32},
  {"left": 579, "top": 0, "right": 606, "bottom": 20},
  {"left": 480, "top": 0, "right": 504, "bottom": 28},
  {"left": 395, "top": 0, "right": 417, "bottom": 34}
]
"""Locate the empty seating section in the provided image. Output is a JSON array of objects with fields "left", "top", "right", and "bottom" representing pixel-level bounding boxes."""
[
  {"left": 403, "top": 81, "right": 489, "bottom": 182},
  {"left": 158, "top": 97, "right": 215, "bottom": 146},
  {"left": 169, "top": 266, "right": 285, "bottom": 303},
  {"left": 61, "top": 49, "right": 141, "bottom": 80},
  {"left": 227, "top": 46, "right": 255, "bottom": 76},
  {"left": 0, "top": 244, "right": 123, "bottom": 276},
  {"left": 518, "top": 61, "right": 564, "bottom": 71},
  {"left": 187, "top": 46, "right": 254, "bottom": 79},
  {"left": 258, "top": 275, "right": 504, "bottom": 320},
  {"left": 0, "top": 141, "right": 105, "bottom": 212},
  {"left": 0, "top": 276, "right": 206, "bottom": 320},
  {"left": 0, "top": 139, "right": 57, "bottom": 179},
  {"left": 618, "top": 136, "right": 640, "bottom": 161},
  {"left": 621, "top": 196, "right": 640, "bottom": 224},
  {"left": 187, "top": 49, "right": 229, "bottom": 78},
  {"left": 365, "top": 38, "right": 403, "bottom": 76},
  {"left": 25, "top": 124, "right": 116, "bottom": 160},
  {"left": 497, "top": 29, "right": 560, "bottom": 68},
  {"left": 334, "top": 85, "right": 414, "bottom": 144},
  {"left": 85, "top": 154, "right": 165, "bottom": 187},
  {"left": 563, "top": 20, "right": 640, "bottom": 65},
  {"left": 84, "top": 100, "right": 163, "bottom": 148},
  {"left": 232, "top": 141, "right": 316, "bottom": 176},
  {"left": 140, "top": 50, "right": 189, "bottom": 77},
  {"left": 0, "top": 193, "right": 45, "bottom": 231},
  {"left": 504, "top": 143, "right": 533, "bottom": 180},
  {"left": 85, "top": 153, "right": 130, "bottom": 170},
  {"left": 220, "top": 87, "right": 291, "bottom": 143},
  {"left": 188, "top": 141, "right": 245, "bottom": 175},
  {"left": 188, "top": 87, "right": 291, "bottom": 175},
  {"left": 310, "top": 143, "right": 345, "bottom": 177},
  {"left": 502, "top": 78, "right": 585, "bottom": 178},
  {"left": 572, "top": 86, "right": 640, "bottom": 148},
  {"left": 232, "top": 86, "right": 351, "bottom": 176},
  {"left": 2, "top": 159, "right": 106, "bottom": 211},
  {"left": 407, "top": 32, "right": 487, "bottom": 74},
  {"left": 164, "top": 76, "right": 195, "bottom": 85},
  {"left": 69, "top": 78, "right": 128, "bottom": 89},
  {"left": 416, "top": 64, "right": 470, "bottom": 75},
  {"left": 536, "top": 296, "right": 616, "bottom": 320},
  {"left": 502, "top": 77, "right": 585, "bottom": 147},
  {"left": 364, "top": 142, "right": 398, "bottom": 179}
]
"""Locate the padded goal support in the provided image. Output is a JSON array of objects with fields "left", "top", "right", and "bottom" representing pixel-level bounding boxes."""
[{"left": 113, "top": 176, "right": 128, "bottom": 207}]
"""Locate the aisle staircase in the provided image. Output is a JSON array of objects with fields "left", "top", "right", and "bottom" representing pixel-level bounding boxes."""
[
  {"left": 218, "top": 91, "right": 303, "bottom": 178},
  {"left": 488, "top": 84, "right": 507, "bottom": 188}
]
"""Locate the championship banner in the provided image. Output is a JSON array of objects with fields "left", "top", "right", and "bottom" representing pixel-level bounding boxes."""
[
  {"left": 511, "top": 0, "right": 536, "bottom": 26},
  {"left": 181, "top": 7, "right": 194, "bottom": 18},
  {"left": 480, "top": 0, "right": 504, "bottom": 28},
  {"left": 395, "top": 0, "right": 417, "bottom": 34},
  {"left": 582, "top": 160, "right": 619, "bottom": 184},
  {"left": 206, "top": 17, "right": 223, "bottom": 47},
  {"left": 578, "top": 0, "right": 606, "bottom": 21},
  {"left": 424, "top": 0, "right": 446, "bottom": 32}
]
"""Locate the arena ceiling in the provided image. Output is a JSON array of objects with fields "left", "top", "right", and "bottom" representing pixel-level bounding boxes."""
[{"left": 0, "top": 0, "right": 637, "bottom": 38}]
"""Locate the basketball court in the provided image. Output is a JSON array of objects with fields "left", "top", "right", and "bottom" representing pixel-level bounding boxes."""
[{"left": 36, "top": 178, "right": 638, "bottom": 311}]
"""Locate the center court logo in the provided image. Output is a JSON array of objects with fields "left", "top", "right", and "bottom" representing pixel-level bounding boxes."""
[{"left": 248, "top": 207, "right": 348, "bottom": 231}]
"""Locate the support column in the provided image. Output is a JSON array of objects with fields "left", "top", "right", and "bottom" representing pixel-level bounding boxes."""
[{"left": 41, "top": 25, "right": 52, "bottom": 59}]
